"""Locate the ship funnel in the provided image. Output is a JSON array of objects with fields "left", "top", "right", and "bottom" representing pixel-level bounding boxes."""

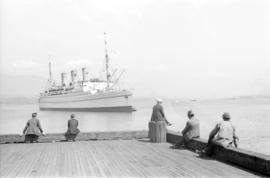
[
  {"left": 71, "top": 70, "right": 77, "bottom": 83},
  {"left": 61, "top": 72, "right": 67, "bottom": 86},
  {"left": 82, "top": 68, "right": 88, "bottom": 81}
]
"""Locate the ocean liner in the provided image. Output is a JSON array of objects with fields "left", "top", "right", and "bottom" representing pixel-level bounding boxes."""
[{"left": 39, "top": 33, "right": 134, "bottom": 112}]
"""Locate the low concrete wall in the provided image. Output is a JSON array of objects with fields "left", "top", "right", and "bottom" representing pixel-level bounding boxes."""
[
  {"left": 167, "top": 130, "right": 270, "bottom": 176},
  {"left": 0, "top": 130, "right": 148, "bottom": 143}
]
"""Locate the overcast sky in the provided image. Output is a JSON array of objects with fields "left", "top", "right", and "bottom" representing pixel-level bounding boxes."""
[{"left": 1, "top": 0, "right": 270, "bottom": 98}]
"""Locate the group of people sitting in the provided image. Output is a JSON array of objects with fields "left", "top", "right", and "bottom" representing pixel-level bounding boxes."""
[
  {"left": 22, "top": 113, "right": 80, "bottom": 143},
  {"left": 23, "top": 99, "right": 239, "bottom": 157},
  {"left": 151, "top": 99, "right": 239, "bottom": 156}
]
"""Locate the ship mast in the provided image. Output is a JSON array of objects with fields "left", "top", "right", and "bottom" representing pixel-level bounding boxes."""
[
  {"left": 104, "top": 32, "right": 110, "bottom": 88},
  {"left": 48, "top": 55, "right": 52, "bottom": 85}
]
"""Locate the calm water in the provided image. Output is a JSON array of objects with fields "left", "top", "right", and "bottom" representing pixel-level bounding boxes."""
[{"left": 0, "top": 97, "right": 270, "bottom": 155}]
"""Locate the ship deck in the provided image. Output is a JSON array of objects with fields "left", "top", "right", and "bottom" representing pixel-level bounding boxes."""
[{"left": 0, "top": 139, "right": 262, "bottom": 177}]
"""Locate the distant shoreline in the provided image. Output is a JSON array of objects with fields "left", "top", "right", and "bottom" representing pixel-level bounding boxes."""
[{"left": 1, "top": 95, "right": 270, "bottom": 104}]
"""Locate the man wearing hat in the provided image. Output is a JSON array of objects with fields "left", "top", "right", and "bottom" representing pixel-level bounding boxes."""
[
  {"left": 65, "top": 113, "right": 80, "bottom": 141},
  {"left": 171, "top": 110, "right": 200, "bottom": 149},
  {"left": 198, "top": 112, "right": 239, "bottom": 156},
  {"left": 151, "top": 99, "right": 172, "bottom": 126},
  {"left": 22, "top": 112, "right": 45, "bottom": 143}
]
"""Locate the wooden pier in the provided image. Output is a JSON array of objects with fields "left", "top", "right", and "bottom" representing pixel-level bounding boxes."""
[{"left": 0, "top": 139, "right": 262, "bottom": 177}]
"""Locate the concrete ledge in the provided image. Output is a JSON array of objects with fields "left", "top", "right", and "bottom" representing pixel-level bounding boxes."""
[
  {"left": 167, "top": 130, "right": 270, "bottom": 176},
  {"left": 0, "top": 130, "right": 148, "bottom": 143}
]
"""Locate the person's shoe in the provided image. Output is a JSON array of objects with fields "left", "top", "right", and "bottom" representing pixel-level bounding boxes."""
[
  {"left": 195, "top": 149, "right": 201, "bottom": 154},
  {"left": 170, "top": 145, "right": 178, "bottom": 149},
  {"left": 196, "top": 149, "right": 206, "bottom": 157},
  {"left": 178, "top": 145, "right": 187, "bottom": 149}
]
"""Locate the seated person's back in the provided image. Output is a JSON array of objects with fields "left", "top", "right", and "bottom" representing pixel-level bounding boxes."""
[
  {"left": 65, "top": 113, "right": 80, "bottom": 141},
  {"left": 171, "top": 110, "right": 200, "bottom": 149},
  {"left": 183, "top": 116, "right": 200, "bottom": 139}
]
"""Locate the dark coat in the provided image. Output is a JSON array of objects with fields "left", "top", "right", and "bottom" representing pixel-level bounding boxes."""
[
  {"left": 66, "top": 118, "right": 80, "bottom": 135},
  {"left": 151, "top": 103, "right": 166, "bottom": 122},
  {"left": 23, "top": 118, "right": 43, "bottom": 136},
  {"left": 182, "top": 117, "right": 200, "bottom": 140}
]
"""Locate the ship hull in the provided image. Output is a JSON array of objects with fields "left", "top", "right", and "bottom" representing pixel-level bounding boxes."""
[
  {"left": 40, "top": 106, "right": 134, "bottom": 112},
  {"left": 39, "top": 90, "right": 135, "bottom": 112}
]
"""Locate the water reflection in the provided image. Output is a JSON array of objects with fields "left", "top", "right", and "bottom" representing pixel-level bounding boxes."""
[{"left": 38, "top": 110, "right": 137, "bottom": 133}]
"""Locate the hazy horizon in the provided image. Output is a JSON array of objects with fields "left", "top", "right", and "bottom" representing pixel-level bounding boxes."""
[
  {"left": 1, "top": 73, "right": 270, "bottom": 100},
  {"left": 1, "top": 0, "right": 270, "bottom": 99}
]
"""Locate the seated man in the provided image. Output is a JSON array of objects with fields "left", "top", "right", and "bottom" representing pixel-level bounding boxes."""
[
  {"left": 65, "top": 113, "right": 80, "bottom": 141},
  {"left": 23, "top": 112, "right": 45, "bottom": 143},
  {"left": 198, "top": 112, "right": 239, "bottom": 156},
  {"left": 171, "top": 110, "right": 200, "bottom": 149}
]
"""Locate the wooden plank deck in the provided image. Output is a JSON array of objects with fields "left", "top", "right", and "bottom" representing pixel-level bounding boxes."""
[{"left": 0, "top": 140, "right": 262, "bottom": 177}]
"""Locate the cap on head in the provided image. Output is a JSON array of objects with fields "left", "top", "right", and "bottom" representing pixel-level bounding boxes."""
[
  {"left": 157, "top": 98, "right": 162, "bottom": 103},
  {"left": 187, "top": 110, "right": 194, "bottom": 117},
  {"left": 71, "top": 113, "right": 75, "bottom": 118},
  {"left": 32, "top": 113, "right": 37, "bottom": 118},
  {"left": 222, "top": 112, "right": 230, "bottom": 120}
]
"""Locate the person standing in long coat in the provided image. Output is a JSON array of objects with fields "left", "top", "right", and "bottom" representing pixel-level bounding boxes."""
[{"left": 151, "top": 99, "right": 172, "bottom": 126}]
